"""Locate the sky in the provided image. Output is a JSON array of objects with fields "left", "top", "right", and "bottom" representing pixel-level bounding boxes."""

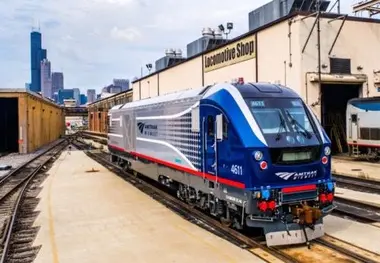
[{"left": 0, "top": 0, "right": 356, "bottom": 93}]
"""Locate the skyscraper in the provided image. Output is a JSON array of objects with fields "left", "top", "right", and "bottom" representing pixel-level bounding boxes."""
[
  {"left": 52, "top": 72, "right": 64, "bottom": 93},
  {"left": 41, "top": 59, "right": 52, "bottom": 98},
  {"left": 58, "top": 89, "right": 74, "bottom": 104},
  {"left": 113, "top": 79, "right": 130, "bottom": 91},
  {"left": 30, "top": 31, "right": 47, "bottom": 92},
  {"left": 80, "top": 94, "right": 88, "bottom": 105},
  {"left": 73, "top": 88, "right": 80, "bottom": 106},
  {"left": 87, "top": 89, "right": 96, "bottom": 103}
]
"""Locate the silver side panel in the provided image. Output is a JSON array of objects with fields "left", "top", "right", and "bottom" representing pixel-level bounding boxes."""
[{"left": 125, "top": 96, "right": 202, "bottom": 171}]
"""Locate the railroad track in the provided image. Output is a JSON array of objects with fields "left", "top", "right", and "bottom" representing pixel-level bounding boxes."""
[
  {"left": 333, "top": 173, "right": 380, "bottom": 195},
  {"left": 79, "top": 131, "right": 108, "bottom": 145},
  {"left": 332, "top": 196, "right": 380, "bottom": 224},
  {"left": 0, "top": 139, "right": 67, "bottom": 263},
  {"left": 332, "top": 173, "right": 380, "bottom": 224},
  {"left": 74, "top": 138, "right": 380, "bottom": 263}
]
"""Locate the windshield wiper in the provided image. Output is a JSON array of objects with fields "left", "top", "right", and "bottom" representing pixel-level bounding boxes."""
[
  {"left": 285, "top": 110, "right": 312, "bottom": 139},
  {"left": 276, "top": 112, "right": 287, "bottom": 141}
]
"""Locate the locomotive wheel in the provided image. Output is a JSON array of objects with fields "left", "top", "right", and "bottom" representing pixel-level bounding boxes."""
[{"left": 220, "top": 217, "right": 232, "bottom": 227}]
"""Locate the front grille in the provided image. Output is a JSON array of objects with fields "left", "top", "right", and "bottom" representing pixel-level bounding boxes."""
[{"left": 269, "top": 146, "right": 321, "bottom": 165}]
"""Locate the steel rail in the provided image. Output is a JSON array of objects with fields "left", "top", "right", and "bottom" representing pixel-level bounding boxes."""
[
  {"left": 333, "top": 196, "right": 380, "bottom": 223},
  {"left": 0, "top": 140, "right": 68, "bottom": 263},
  {"left": 0, "top": 139, "right": 66, "bottom": 186},
  {"left": 333, "top": 173, "right": 380, "bottom": 195},
  {"left": 315, "top": 235, "right": 380, "bottom": 263}
]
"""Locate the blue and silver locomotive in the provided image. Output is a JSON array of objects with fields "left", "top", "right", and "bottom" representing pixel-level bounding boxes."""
[{"left": 108, "top": 82, "right": 335, "bottom": 246}]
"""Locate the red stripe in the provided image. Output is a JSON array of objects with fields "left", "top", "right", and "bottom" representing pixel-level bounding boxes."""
[
  {"left": 108, "top": 144, "right": 125, "bottom": 152},
  {"left": 347, "top": 142, "right": 380, "bottom": 148},
  {"left": 282, "top": 184, "right": 316, "bottom": 193},
  {"left": 108, "top": 144, "right": 245, "bottom": 189}
]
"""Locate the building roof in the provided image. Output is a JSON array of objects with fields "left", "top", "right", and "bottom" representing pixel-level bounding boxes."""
[
  {"left": 132, "top": 11, "right": 380, "bottom": 84},
  {"left": 87, "top": 89, "right": 133, "bottom": 106},
  {"left": 0, "top": 88, "right": 62, "bottom": 108}
]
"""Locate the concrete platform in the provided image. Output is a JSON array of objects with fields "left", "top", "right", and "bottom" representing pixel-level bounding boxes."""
[
  {"left": 335, "top": 187, "right": 380, "bottom": 208},
  {"left": 332, "top": 158, "right": 380, "bottom": 182},
  {"left": 32, "top": 148, "right": 264, "bottom": 263},
  {"left": 324, "top": 215, "right": 380, "bottom": 254}
]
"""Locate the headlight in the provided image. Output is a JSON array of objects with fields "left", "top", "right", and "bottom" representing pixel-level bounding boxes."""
[
  {"left": 324, "top": 146, "right": 331, "bottom": 156},
  {"left": 254, "top": 151, "right": 263, "bottom": 161}
]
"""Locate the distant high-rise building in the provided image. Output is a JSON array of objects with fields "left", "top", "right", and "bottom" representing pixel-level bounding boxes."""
[
  {"left": 87, "top": 89, "right": 96, "bottom": 103},
  {"left": 73, "top": 88, "right": 80, "bottom": 106},
  {"left": 58, "top": 89, "right": 74, "bottom": 105},
  {"left": 41, "top": 49, "right": 47, "bottom": 60},
  {"left": 109, "top": 85, "right": 122, "bottom": 94},
  {"left": 30, "top": 31, "right": 47, "bottom": 92},
  {"left": 52, "top": 92, "right": 58, "bottom": 103},
  {"left": 80, "top": 94, "right": 87, "bottom": 105},
  {"left": 41, "top": 59, "right": 52, "bottom": 98},
  {"left": 113, "top": 79, "right": 130, "bottom": 91},
  {"left": 102, "top": 84, "right": 122, "bottom": 94},
  {"left": 52, "top": 72, "right": 64, "bottom": 93}
]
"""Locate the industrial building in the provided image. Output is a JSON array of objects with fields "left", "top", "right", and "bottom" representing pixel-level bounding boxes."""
[
  {"left": 132, "top": 1, "right": 380, "bottom": 153},
  {"left": 0, "top": 89, "right": 65, "bottom": 154},
  {"left": 87, "top": 89, "right": 133, "bottom": 133}
]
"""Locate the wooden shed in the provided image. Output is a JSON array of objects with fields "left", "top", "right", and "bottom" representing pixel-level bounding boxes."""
[{"left": 0, "top": 89, "right": 65, "bottom": 154}]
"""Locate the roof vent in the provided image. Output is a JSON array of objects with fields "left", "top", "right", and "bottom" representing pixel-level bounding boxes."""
[
  {"left": 165, "top": 48, "right": 175, "bottom": 57},
  {"left": 202, "top": 27, "right": 214, "bottom": 37},
  {"left": 213, "top": 28, "right": 223, "bottom": 39}
]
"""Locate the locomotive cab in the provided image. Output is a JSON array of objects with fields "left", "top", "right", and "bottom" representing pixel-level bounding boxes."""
[{"left": 226, "top": 83, "right": 335, "bottom": 246}]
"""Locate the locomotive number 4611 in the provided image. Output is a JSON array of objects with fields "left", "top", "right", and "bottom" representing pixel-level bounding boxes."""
[{"left": 230, "top": 165, "right": 243, "bottom": 175}]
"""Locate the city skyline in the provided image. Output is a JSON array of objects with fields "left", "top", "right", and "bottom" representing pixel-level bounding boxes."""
[{"left": 0, "top": 1, "right": 356, "bottom": 92}]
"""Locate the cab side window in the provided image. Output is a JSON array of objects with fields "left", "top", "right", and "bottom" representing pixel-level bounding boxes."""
[
  {"left": 223, "top": 116, "right": 228, "bottom": 139},
  {"left": 207, "top": 116, "right": 214, "bottom": 136}
]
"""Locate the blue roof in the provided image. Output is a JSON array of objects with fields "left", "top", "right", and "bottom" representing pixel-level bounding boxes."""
[{"left": 348, "top": 97, "right": 380, "bottom": 111}]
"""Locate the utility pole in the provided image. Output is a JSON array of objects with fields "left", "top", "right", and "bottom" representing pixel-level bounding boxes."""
[
  {"left": 337, "top": 0, "right": 340, "bottom": 14},
  {"left": 317, "top": 0, "right": 322, "bottom": 94}
]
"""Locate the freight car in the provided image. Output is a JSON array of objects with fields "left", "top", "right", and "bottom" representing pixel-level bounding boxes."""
[
  {"left": 347, "top": 97, "right": 380, "bottom": 160},
  {"left": 107, "top": 82, "right": 335, "bottom": 247}
]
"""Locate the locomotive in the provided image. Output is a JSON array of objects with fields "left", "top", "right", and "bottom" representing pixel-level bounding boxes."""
[
  {"left": 107, "top": 82, "right": 335, "bottom": 247},
  {"left": 347, "top": 97, "right": 380, "bottom": 160}
]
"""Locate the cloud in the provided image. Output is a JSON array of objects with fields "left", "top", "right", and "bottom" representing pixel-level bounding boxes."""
[
  {"left": 110, "top": 27, "right": 141, "bottom": 41},
  {"left": 0, "top": 0, "right": 357, "bottom": 93}
]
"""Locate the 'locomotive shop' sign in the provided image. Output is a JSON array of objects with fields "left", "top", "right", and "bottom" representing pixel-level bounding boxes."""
[{"left": 204, "top": 35, "right": 256, "bottom": 73}]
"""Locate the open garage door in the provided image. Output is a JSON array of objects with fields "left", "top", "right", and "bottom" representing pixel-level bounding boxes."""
[
  {"left": 321, "top": 84, "right": 360, "bottom": 154},
  {"left": 0, "top": 98, "right": 19, "bottom": 154}
]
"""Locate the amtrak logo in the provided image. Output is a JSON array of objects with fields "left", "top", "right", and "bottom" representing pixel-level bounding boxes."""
[
  {"left": 137, "top": 122, "right": 158, "bottom": 136},
  {"left": 137, "top": 122, "right": 145, "bottom": 133},
  {"left": 275, "top": 170, "right": 318, "bottom": 180}
]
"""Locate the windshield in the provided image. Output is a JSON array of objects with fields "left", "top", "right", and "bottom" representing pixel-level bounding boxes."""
[{"left": 246, "top": 98, "right": 321, "bottom": 146}]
